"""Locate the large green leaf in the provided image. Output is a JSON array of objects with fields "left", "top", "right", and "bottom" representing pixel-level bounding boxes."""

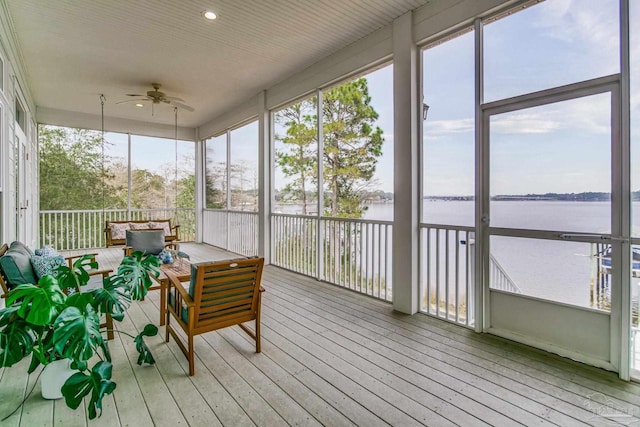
[
  {"left": 116, "top": 252, "right": 160, "bottom": 300},
  {"left": 62, "top": 361, "right": 116, "bottom": 419},
  {"left": 55, "top": 255, "right": 98, "bottom": 293},
  {"left": 0, "top": 320, "right": 36, "bottom": 367},
  {"left": 134, "top": 323, "right": 158, "bottom": 365},
  {"left": 0, "top": 305, "right": 21, "bottom": 327},
  {"left": 28, "top": 327, "right": 56, "bottom": 373},
  {"left": 7, "top": 276, "right": 66, "bottom": 325},
  {"left": 91, "top": 276, "right": 131, "bottom": 322},
  {"left": 53, "top": 305, "right": 102, "bottom": 361}
]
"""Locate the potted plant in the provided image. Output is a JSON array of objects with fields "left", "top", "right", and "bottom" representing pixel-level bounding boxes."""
[{"left": 0, "top": 251, "right": 160, "bottom": 419}]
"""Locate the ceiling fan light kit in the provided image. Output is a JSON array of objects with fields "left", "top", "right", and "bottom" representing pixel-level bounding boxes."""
[{"left": 116, "top": 83, "right": 195, "bottom": 113}]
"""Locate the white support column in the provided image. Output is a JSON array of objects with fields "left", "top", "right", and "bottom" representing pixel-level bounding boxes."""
[
  {"left": 257, "top": 91, "right": 271, "bottom": 263},
  {"left": 618, "top": 0, "right": 631, "bottom": 381},
  {"left": 392, "top": 11, "right": 419, "bottom": 314},
  {"left": 194, "top": 128, "right": 204, "bottom": 243}
]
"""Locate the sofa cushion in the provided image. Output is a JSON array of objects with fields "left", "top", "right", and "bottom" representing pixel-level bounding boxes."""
[
  {"left": 34, "top": 245, "right": 59, "bottom": 257},
  {"left": 126, "top": 230, "right": 165, "bottom": 255},
  {"left": 0, "top": 245, "right": 38, "bottom": 286},
  {"left": 130, "top": 222, "right": 151, "bottom": 230},
  {"left": 149, "top": 221, "right": 172, "bottom": 236},
  {"left": 10, "top": 241, "right": 34, "bottom": 257},
  {"left": 109, "top": 222, "right": 131, "bottom": 240},
  {"left": 30, "top": 255, "right": 66, "bottom": 279}
]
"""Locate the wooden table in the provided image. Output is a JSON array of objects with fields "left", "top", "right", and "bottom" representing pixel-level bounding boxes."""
[{"left": 150, "top": 260, "right": 191, "bottom": 326}]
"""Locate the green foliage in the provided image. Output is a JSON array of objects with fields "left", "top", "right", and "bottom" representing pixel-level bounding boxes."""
[
  {"left": 39, "top": 124, "right": 197, "bottom": 220},
  {"left": 0, "top": 253, "right": 159, "bottom": 419},
  {"left": 62, "top": 361, "right": 116, "bottom": 419},
  {"left": 134, "top": 324, "right": 158, "bottom": 365},
  {"left": 39, "top": 126, "right": 119, "bottom": 210},
  {"left": 275, "top": 78, "right": 384, "bottom": 218},
  {"left": 275, "top": 100, "right": 318, "bottom": 214}
]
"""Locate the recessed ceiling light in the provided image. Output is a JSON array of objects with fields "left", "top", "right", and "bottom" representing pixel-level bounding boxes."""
[
  {"left": 202, "top": 10, "right": 217, "bottom": 20},
  {"left": 135, "top": 103, "right": 144, "bottom": 108}
]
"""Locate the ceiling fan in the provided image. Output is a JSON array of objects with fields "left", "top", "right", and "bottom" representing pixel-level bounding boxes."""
[{"left": 117, "top": 83, "right": 195, "bottom": 112}]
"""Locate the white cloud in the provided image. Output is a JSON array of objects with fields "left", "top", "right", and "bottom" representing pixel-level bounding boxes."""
[
  {"left": 491, "top": 94, "right": 611, "bottom": 135},
  {"left": 491, "top": 113, "right": 560, "bottom": 134},
  {"left": 424, "top": 118, "right": 474, "bottom": 138}
]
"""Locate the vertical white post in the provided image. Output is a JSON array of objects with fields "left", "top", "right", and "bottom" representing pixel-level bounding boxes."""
[
  {"left": 317, "top": 89, "right": 324, "bottom": 280},
  {"left": 474, "top": 18, "right": 487, "bottom": 333},
  {"left": 618, "top": 0, "right": 631, "bottom": 381},
  {"left": 194, "top": 128, "right": 204, "bottom": 243},
  {"left": 127, "top": 133, "right": 132, "bottom": 220},
  {"left": 258, "top": 91, "right": 271, "bottom": 262},
  {"left": 392, "top": 12, "right": 419, "bottom": 314}
]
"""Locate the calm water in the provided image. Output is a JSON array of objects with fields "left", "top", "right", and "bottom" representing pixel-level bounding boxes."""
[
  {"left": 276, "top": 200, "right": 640, "bottom": 308},
  {"left": 369, "top": 200, "right": 640, "bottom": 308}
]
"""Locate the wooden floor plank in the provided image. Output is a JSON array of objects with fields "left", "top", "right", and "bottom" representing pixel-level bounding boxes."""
[
  {"left": 113, "top": 304, "right": 189, "bottom": 427},
  {"left": 219, "top": 326, "right": 358, "bottom": 427},
  {"left": 126, "top": 300, "right": 223, "bottom": 427},
  {"left": 4, "top": 243, "right": 634, "bottom": 426},
  {"left": 264, "top": 270, "right": 599, "bottom": 425},
  {"left": 199, "top": 327, "right": 323, "bottom": 427},
  {"left": 0, "top": 360, "right": 32, "bottom": 426},
  {"left": 261, "top": 295, "right": 514, "bottom": 426},
  {"left": 139, "top": 294, "right": 257, "bottom": 427},
  {"left": 265, "top": 266, "right": 640, "bottom": 417}
]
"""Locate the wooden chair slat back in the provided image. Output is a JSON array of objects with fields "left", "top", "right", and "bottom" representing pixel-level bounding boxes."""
[{"left": 192, "top": 258, "right": 264, "bottom": 326}]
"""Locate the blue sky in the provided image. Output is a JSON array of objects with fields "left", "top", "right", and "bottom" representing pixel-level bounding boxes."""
[
  {"left": 422, "top": 0, "right": 626, "bottom": 197},
  {"left": 107, "top": 0, "right": 638, "bottom": 197}
]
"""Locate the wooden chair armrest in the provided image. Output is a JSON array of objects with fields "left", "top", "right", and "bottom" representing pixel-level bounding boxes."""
[
  {"left": 165, "top": 270, "right": 193, "bottom": 305},
  {"left": 171, "top": 225, "right": 180, "bottom": 241},
  {"left": 123, "top": 246, "right": 133, "bottom": 256}
]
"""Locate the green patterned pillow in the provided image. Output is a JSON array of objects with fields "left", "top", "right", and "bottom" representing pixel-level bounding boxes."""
[{"left": 30, "top": 255, "right": 65, "bottom": 279}]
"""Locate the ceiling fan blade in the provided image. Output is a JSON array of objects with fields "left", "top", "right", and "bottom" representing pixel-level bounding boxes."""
[
  {"left": 171, "top": 101, "right": 195, "bottom": 112},
  {"left": 116, "top": 98, "right": 149, "bottom": 105},
  {"left": 163, "top": 95, "right": 185, "bottom": 102},
  {"left": 125, "top": 93, "right": 146, "bottom": 97}
]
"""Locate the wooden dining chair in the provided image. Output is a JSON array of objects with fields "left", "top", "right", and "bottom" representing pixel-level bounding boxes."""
[{"left": 164, "top": 257, "right": 265, "bottom": 375}]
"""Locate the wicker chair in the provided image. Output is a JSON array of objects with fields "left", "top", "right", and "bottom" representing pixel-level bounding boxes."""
[{"left": 165, "top": 257, "right": 265, "bottom": 375}]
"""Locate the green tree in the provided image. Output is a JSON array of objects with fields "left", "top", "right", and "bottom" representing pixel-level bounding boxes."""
[
  {"left": 39, "top": 126, "right": 118, "bottom": 210},
  {"left": 275, "top": 78, "right": 383, "bottom": 218},
  {"left": 322, "top": 78, "right": 383, "bottom": 217},
  {"left": 275, "top": 100, "right": 317, "bottom": 215},
  {"left": 205, "top": 160, "right": 227, "bottom": 208},
  {"left": 130, "top": 169, "right": 165, "bottom": 208}
]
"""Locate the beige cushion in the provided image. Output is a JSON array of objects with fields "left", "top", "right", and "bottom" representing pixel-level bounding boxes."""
[
  {"left": 130, "top": 222, "right": 151, "bottom": 230},
  {"left": 109, "top": 222, "right": 131, "bottom": 240},
  {"left": 149, "top": 221, "right": 171, "bottom": 236}
]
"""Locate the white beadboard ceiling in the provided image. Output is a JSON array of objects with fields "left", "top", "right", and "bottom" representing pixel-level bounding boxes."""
[{"left": 5, "top": 0, "right": 429, "bottom": 129}]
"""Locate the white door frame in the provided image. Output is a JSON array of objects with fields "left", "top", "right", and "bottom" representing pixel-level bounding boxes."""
[{"left": 478, "top": 74, "right": 627, "bottom": 373}]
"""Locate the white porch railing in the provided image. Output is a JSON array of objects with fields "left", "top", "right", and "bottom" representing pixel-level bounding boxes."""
[
  {"left": 202, "top": 210, "right": 259, "bottom": 256},
  {"left": 420, "top": 224, "right": 521, "bottom": 328},
  {"left": 39, "top": 208, "right": 196, "bottom": 250},
  {"left": 272, "top": 213, "right": 393, "bottom": 302}
]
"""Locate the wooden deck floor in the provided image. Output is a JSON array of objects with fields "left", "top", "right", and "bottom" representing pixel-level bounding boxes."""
[{"left": 1, "top": 243, "right": 639, "bottom": 426}]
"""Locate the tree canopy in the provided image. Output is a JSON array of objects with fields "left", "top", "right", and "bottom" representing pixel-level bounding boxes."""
[
  {"left": 39, "top": 126, "right": 195, "bottom": 211},
  {"left": 275, "top": 78, "right": 384, "bottom": 218}
]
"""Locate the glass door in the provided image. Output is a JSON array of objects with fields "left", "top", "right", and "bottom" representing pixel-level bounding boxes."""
[
  {"left": 481, "top": 78, "right": 623, "bottom": 371},
  {"left": 15, "top": 127, "right": 27, "bottom": 243}
]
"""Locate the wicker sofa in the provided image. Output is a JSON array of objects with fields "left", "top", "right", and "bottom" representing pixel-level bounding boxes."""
[{"left": 104, "top": 219, "right": 180, "bottom": 247}]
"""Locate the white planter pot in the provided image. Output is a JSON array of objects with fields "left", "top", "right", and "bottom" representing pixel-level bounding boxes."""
[{"left": 41, "top": 359, "right": 76, "bottom": 400}]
